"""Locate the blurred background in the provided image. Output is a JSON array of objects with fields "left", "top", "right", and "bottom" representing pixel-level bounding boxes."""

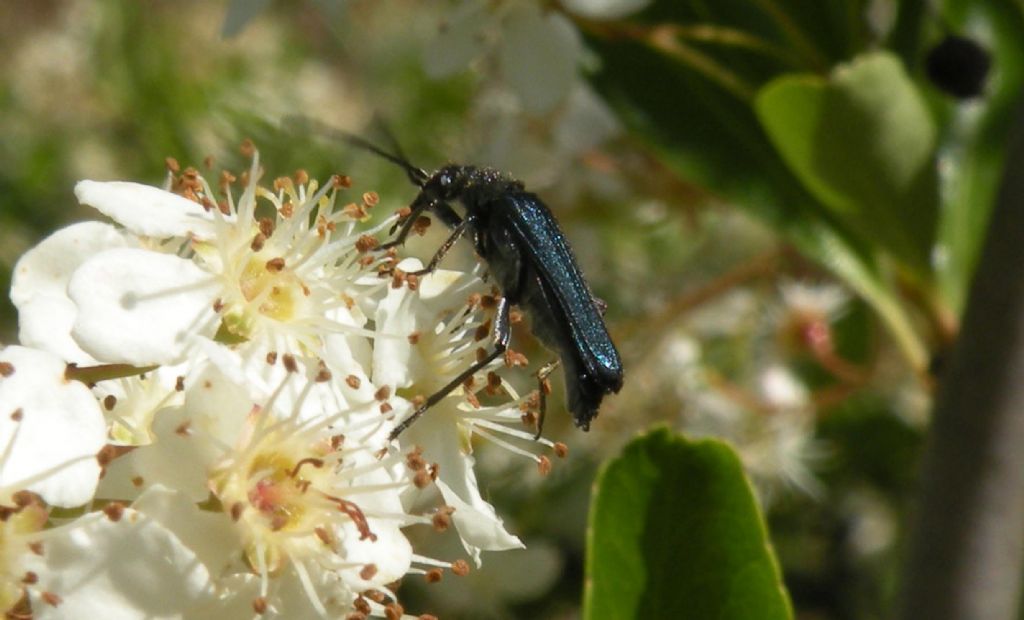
[{"left": 1, "top": 1, "right": 1021, "bottom": 618}]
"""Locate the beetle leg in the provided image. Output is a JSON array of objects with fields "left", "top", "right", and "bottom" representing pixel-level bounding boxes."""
[
  {"left": 407, "top": 218, "right": 470, "bottom": 277},
  {"left": 533, "top": 359, "right": 560, "bottom": 439},
  {"left": 388, "top": 296, "right": 512, "bottom": 442},
  {"left": 380, "top": 200, "right": 463, "bottom": 251},
  {"left": 379, "top": 205, "right": 427, "bottom": 250}
]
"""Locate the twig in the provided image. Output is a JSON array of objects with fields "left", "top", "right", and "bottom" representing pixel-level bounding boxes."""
[{"left": 896, "top": 96, "right": 1024, "bottom": 620}]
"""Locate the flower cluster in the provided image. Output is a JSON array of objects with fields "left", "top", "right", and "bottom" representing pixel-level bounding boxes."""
[{"left": 1, "top": 145, "right": 562, "bottom": 618}]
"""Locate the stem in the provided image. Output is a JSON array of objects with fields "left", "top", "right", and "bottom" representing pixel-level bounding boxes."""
[
  {"left": 896, "top": 97, "right": 1024, "bottom": 620},
  {"left": 65, "top": 363, "right": 159, "bottom": 385}
]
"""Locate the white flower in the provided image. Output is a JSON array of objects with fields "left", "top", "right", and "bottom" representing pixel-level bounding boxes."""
[{"left": 97, "top": 351, "right": 426, "bottom": 616}]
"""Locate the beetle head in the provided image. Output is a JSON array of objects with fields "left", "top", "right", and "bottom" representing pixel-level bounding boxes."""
[{"left": 422, "top": 165, "right": 470, "bottom": 202}]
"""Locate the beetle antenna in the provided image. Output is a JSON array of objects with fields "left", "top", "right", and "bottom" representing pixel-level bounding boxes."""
[{"left": 281, "top": 115, "right": 429, "bottom": 187}]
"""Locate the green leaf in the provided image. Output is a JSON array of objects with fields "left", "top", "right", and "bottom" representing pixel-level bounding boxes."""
[
  {"left": 584, "top": 427, "right": 792, "bottom": 620},
  {"left": 755, "top": 51, "right": 940, "bottom": 274}
]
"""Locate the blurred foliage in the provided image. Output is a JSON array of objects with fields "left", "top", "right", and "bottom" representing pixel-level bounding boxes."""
[{"left": 2, "top": 0, "right": 1023, "bottom": 618}]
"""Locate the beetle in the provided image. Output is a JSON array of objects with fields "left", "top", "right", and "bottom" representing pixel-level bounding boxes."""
[{"left": 294, "top": 121, "right": 624, "bottom": 440}]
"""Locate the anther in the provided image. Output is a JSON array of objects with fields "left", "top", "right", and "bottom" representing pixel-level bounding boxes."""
[
  {"left": 431, "top": 507, "right": 453, "bottom": 532},
  {"left": 486, "top": 372, "right": 503, "bottom": 395},
  {"left": 451, "top": 560, "right": 470, "bottom": 576},
  {"left": 360, "top": 564, "right": 378, "bottom": 580},
  {"left": 11, "top": 491, "right": 37, "bottom": 508},
  {"left": 355, "top": 235, "right": 379, "bottom": 253},
  {"left": 282, "top": 354, "right": 298, "bottom": 373},
  {"left": 250, "top": 233, "right": 267, "bottom": 252},
  {"left": 103, "top": 502, "right": 126, "bottom": 522},
  {"left": 315, "top": 526, "right": 335, "bottom": 546},
  {"left": 413, "top": 216, "right": 431, "bottom": 236},
  {"left": 239, "top": 139, "right": 256, "bottom": 158},
  {"left": 413, "top": 470, "right": 432, "bottom": 489},
  {"left": 504, "top": 349, "right": 529, "bottom": 367},
  {"left": 384, "top": 603, "right": 403, "bottom": 620}
]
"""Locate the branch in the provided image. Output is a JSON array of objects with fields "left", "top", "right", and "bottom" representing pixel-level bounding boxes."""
[{"left": 897, "top": 95, "right": 1024, "bottom": 620}]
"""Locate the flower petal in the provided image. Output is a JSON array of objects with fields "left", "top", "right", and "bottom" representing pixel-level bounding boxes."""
[
  {"left": 499, "top": 6, "right": 581, "bottom": 114},
  {"left": 11, "top": 222, "right": 136, "bottom": 363},
  {"left": 132, "top": 485, "right": 241, "bottom": 576},
  {"left": 406, "top": 403, "right": 523, "bottom": 564},
  {"left": 75, "top": 180, "right": 224, "bottom": 240},
  {"left": 560, "top": 0, "right": 651, "bottom": 20},
  {"left": 26, "top": 510, "right": 213, "bottom": 619},
  {"left": 422, "top": 0, "right": 489, "bottom": 78},
  {"left": 68, "top": 248, "right": 219, "bottom": 365},
  {"left": 0, "top": 346, "right": 106, "bottom": 507}
]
